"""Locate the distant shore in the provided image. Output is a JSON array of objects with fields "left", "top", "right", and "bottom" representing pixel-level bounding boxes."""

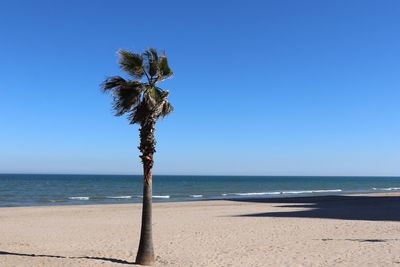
[{"left": 1, "top": 192, "right": 400, "bottom": 266}]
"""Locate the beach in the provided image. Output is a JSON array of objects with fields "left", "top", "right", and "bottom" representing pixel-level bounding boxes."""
[{"left": 1, "top": 193, "right": 400, "bottom": 266}]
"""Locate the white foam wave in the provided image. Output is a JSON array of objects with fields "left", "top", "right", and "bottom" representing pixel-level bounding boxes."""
[
  {"left": 107, "top": 196, "right": 132, "bottom": 199},
  {"left": 282, "top": 191, "right": 314, "bottom": 194},
  {"left": 152, "top": 195, "right": 170, "bottom": 199},
  {"left": 227, "top": 189, "right": 342, "bottom": 196},
  {"left": 282, "top": 189, "right": 342, "bottom": 194},
  {"left": 68, "top": 197, "right": 90, "bottom": 200},
  {"left": 233, "top": 192, "right": 282, "bottom": 196},
  {"left": 190, "top": 195, "right": 203, "bottom": 198},
  {"left": 311, "top": 189, "right": 342, "bottom": 193},
  {"left": 379, "top": 187, "right": 400, "bottom": 191}
]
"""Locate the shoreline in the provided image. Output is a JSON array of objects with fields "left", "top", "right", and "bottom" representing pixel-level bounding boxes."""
[{"left": 2, "top": 191, "right": 400, "bottom": 209}]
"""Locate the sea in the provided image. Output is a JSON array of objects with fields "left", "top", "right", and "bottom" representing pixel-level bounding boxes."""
[{"left": 1, "top": 174, "right": 400, "bottom": 207}]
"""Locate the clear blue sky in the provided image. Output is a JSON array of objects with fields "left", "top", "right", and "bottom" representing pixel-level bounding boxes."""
[{"left": 0, "top": 0, "right": 399, "bottom": 175}]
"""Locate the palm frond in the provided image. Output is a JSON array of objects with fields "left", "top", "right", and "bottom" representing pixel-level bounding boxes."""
[
  {"left": 113, "top": 81, "right": 144, "bottom": 116},
  {"left": 160, "top": 100, "right": 174, "bottom": 118},
  {"left": 129, "top": 100, "right": 150, "bottom": 124},
  {"left": 118, "top": 50, "right": 145, "bottom": 79},
  {"left": 102, "top": 76, "right": 144, "bottom": 116},
  {"left": 144, "top": 49, "right": 159, "bottom": 78},
  {"left": 148, "top": 87, "right": 163, "bottom": 102},
  {"left": 149, "top": 48, "right": 159, "bottom": 63},
  {"left": 101, "top": 76, "right": 126, "bottom": 92},
  {"left": 149, "top": 88, "right": 173, "bottom": 118},
  {"left": 158, "top": 55, "right": 173, "bottom": 82}
]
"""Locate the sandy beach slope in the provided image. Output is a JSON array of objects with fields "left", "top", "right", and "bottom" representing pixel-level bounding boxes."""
[{"left": 1, "top": 193, "right": 400, "bottom": 266}]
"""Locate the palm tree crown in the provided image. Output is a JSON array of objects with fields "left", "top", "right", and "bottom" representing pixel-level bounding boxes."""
[{"left": 102, "top": 48, "right": 174, "bottom": 125}]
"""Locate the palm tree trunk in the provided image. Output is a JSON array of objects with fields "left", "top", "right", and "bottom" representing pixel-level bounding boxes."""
[
  {"left": 136, "top": 120, "right": 156, "bottom": 265},
  {"left": 136, "top": 156, "right": 155, "bottom": 265}
]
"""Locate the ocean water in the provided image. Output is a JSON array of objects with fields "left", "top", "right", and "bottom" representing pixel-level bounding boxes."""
[{"left": 1, "top": 174, "right": 400, "bottom": 207}]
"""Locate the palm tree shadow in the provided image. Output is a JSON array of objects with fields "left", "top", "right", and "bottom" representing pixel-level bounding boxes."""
[
  {"left": 80, "top": 256, "right": 136, "bottom": 265},
  {"left": 0, "top": 251, "right": 137, "bottom": 265},
  {"left": 230, "top": 195, "right": 400, "bottom": 222}
]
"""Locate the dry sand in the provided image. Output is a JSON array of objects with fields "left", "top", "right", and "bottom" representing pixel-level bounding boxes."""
[{"left": 1, "top": 193, "right": 400, "bottom": 266}]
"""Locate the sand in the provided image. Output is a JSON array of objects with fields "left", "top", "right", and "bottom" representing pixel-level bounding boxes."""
[{"left": 1, "top": 193, "right": 400, "bottom": 266}]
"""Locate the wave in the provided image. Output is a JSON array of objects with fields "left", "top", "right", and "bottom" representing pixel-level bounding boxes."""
[
  {"left": 223, "top": 189, "right": 342, "bottom": 197},
  {"left": 38, "top": 200, "right": 67, "bottom": 203},
  {"left": 106, "top": 196, "right": 132, "bottom": 199},
  {"left": 281, "top": 191, "right": 313, "bottom": 194},
  {"left": 68, "top": 197, "right": 90, "bottom": 200},
  {"left": 152, "top": 195, "right": 170, "bottom": 199},
  {"left": 233, "top": 192, "right": 282, "bottom": 196},
  {"left": 374, "top": 187, "right": 400, "bottom": 191},
  {"left": 311, "top": 189, "right": 342, "bottom": 193},
  {"left": 282, "top": 189, "right": 342, "bottom": 194},
  {"left": 190, "top": 195, "right": 203, "bottom": 198}
]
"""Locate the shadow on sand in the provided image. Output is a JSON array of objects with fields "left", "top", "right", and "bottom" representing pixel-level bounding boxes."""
[
  {"left": 230, "top": 195, "right": 400, "bottom": 222},
  {"left": 0, "top": 251, "right": 136, "bottom": 265}
]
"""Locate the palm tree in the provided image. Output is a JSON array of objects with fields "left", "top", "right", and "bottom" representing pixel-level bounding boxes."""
[{"left": 102, "top": 48, "right": 173, "bottom": 265}]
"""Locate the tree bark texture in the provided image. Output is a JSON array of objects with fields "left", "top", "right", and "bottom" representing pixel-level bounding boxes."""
[{"left": 136, "top": 118, "right": 156, "bottom": 265}]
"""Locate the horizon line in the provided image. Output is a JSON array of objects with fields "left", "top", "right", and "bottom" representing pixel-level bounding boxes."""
[{"left": 1, "top": 172, "right": 400, "bottom": 177}]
